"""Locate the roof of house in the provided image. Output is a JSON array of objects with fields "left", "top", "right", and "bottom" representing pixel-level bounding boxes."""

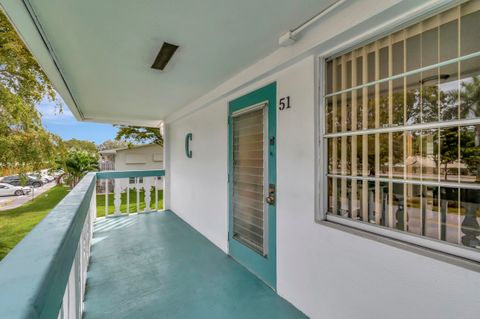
[{"left": 98, "top": 144, "right": 161, "bottom": 155}]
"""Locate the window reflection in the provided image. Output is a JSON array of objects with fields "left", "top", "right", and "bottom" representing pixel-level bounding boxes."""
[
  {"left": 406, "top": 184, "right": 422, "bottom": 235},
  {"left": 344, "top": 92, "right": 352, "bottom": 131},
  {"left": 439, "top": 63, "right": 458, "bottom": 122},
  {"left": 405, "top": 131, "right": 421, "bottom": 180},
  {"left": 326, "top": 60, "right": 333, "bottom": 95},
  {"left": 440, "top": 187, "right": 460, "bottom": 245},
  {"left": 460, "top": 125, "right": 480, "bottom": 183},
  {"left": 379, "top": 133, "right": 389, "bottom": 177},
  {"left": 326, "top": 97, "right": 332, "bottom": 134},
  {"left": 439, "top": 127, "right": 460, "bottom": 182},
  {"left": 460, "top": 6, "right": 480, "bottom": 56},
  {"left": 392, "top": 132, "right": 404, "bottom": 178},
  {"left": 406, "top": 74, "right": 421, "bottom": 125},
  {"left": 459, "top": 188, "right": 480, "bottom": 248},
  {"left": 392, "top": 41, "right": 404, "bottom": 76},
  {"left": 440, "top": 18, "right": 458, "bottom": 62},
  {"left": 420, "top": 69, "right": 439, "bottom": 123},
  {"left": 422, "top": 129, "right": 439, "bottom": 181},
  {"left": 392, "top": 183, "right": 405, "bottom": 230},
  {"left": 422, "top": 26, "right": 438, "bottom": 68},
  {"left": 423, "top": 186, "right": 440, "bottom": 239},
  {"left": 357, "top": 89, "right": 364, "bottom": 130},
  {"left": 392, "top": 78, "right": 404, "bottom": 126},
  {"left": 406, "top": 34, "right": 420, "bottom": 72},
  {"left": 459, "top": 56, "right": 480, "bottom": 120}
]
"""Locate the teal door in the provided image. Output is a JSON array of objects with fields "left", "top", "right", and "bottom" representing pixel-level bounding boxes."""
[{"left": 228, "top": 82, "right": 276, "bottom": 289}]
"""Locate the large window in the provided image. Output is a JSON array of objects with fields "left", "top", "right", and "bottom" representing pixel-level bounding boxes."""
[{"left": 324, "top": 1, "right": 480, "bottom": 258}]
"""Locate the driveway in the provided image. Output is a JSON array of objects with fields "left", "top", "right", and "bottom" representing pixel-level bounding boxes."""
[{"left": 0, "top": 182, "right": 56, "bottom": 211}]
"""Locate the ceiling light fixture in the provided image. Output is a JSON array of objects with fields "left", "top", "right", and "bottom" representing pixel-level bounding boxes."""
[{"left": 151, "top": 42, "right": 179, "bottom": 70}]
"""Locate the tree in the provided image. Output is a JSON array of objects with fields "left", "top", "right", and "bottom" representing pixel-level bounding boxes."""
[
  {"left": 63, "top": 139, "right": 97, "bottom": 154},
  {"left": 56, "top": 150, "right": 99, "bottom": 187},
  {"left": 0, "top": 10, "right": 55, "bottom": 105},
  {"left": 98, "top": 139, "right": 130, "bottom": 151},
  {"left": 460, "top": 127, "right": 480, "bottom": 177},
  {"left": 0, "top": 10, "right": 58, "bottom": 173},
  {"left": 438, "top": 127, "right": 459, "bottom": 181},
  {"left": 115, "top": 126, "right": 163, "bottom": 146}
]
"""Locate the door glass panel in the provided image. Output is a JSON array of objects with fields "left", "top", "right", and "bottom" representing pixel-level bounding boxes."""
[{"left": 232, "top": 106, "right": 266, "bottom": 255}]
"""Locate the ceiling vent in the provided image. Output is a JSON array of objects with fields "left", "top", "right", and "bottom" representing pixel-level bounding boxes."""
[{"left": 151, "top": 42, "right": 179, "bottom": 70}]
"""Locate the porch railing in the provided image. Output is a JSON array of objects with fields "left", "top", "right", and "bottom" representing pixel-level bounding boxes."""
[
  {"left": 0, "top": 169, "right": 165, "bottom": 319},
  {"left": 96, "top": 169, "right": 165, "bottom": 217}
]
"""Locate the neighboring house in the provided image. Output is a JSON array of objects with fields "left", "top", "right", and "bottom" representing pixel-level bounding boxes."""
[{"left": 99, "top": 144, "right": 163, "bottom": 191}]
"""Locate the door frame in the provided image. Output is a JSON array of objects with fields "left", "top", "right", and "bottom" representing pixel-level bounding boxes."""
[{"left": 228, "top": 82, "right": 277, "bottom": 289}]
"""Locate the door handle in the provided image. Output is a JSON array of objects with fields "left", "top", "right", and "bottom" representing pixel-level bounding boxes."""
[{"left": 265, "top": 184, "right": 276, "bottom": 205}]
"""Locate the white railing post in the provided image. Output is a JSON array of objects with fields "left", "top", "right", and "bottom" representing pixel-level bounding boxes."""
[
  {"left": 105, "top": 179, "right": 109, "bottom": 218},
  {"left": 136, "top": 178, "right": 140, "bottom": 213},
  {"left": 162, "top": 175, "right": 165, "bottom": 210},
  {"left": 91, "top": 187, "right": 96, "bottom": 226},
  {"left": 126, "top": 183, "right": 130, "bottom": 215},
  {"left": 155, "top": 177, "right": 159, "bottom": 211},
  {"left": 144, "top": 177, "right": 151, "bottom": 212},
  {"left": 114, "top": 178, "right": 121, "bottom": 216}
]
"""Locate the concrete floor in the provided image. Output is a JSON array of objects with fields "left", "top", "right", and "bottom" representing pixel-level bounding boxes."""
[{"left": 84, "top": 211, "right": 307, "bottom": 319}]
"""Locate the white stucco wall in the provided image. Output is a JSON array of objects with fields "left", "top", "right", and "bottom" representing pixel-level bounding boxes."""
[
  {"left": 167, "top": 54, "right": 480, "bottom": 319},
  {"left": 169, "top": 102, "right": 228, "bottom": 252},
  {"left": 114, "top": 144, "right": 164, "bottom": 171}
]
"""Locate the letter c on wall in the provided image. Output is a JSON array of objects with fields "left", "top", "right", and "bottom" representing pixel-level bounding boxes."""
[{"left": 185, "top": 133, "right": 193, "bottom": 158}]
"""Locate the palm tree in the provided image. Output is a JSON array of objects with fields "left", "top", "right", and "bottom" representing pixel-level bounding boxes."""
[{"left": 57, "top": 150, "right": 99, "bottom": 187}]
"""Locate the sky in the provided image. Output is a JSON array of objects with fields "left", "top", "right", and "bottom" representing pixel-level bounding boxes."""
[{"left": 36, "top": 97, "right": 117, "bottom": 144}]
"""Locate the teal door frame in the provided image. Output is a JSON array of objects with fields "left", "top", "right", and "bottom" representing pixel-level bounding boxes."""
[{"left": 228, "top": 82, "right": 277, "bottom": 289}]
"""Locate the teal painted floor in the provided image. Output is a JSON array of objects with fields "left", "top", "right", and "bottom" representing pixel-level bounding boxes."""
[{"left": 84, "top": 211, "right": 307, "bottom": 319}]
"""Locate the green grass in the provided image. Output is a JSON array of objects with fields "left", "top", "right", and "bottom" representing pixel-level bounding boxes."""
[
  {"left": 96, "top": 189, "right": 163, "bottom": 218},
  {"left": 0, "top": 187, "right": 163, "bottom": 261},
  {"left": 0, "top": 185, "right": 70, "bottom": 261}
]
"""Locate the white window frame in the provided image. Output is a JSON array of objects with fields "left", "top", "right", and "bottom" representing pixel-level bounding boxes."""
[{"left": 316, "top": 2, "right": 480, "bottom": 263}]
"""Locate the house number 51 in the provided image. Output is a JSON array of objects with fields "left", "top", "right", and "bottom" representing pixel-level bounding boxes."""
[{"left": 279, "top": 96, "right": 291, "bottom": 111}]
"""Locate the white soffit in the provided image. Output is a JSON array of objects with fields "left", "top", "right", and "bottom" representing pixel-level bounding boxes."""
[{"left": 0, "top": 0, "right": 337, "bottom": 126}]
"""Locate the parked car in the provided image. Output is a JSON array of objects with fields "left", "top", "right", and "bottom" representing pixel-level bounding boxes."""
[
  {"left": 0, "top": 183, "right": 31, "bottom": 196},
  {"left": 1, "top": 175, "right": 43, "bottom": 188},
  {"left": 28, "top": 174, "right": 53, "bottom": 184},
  {"left": 52, "top": 169, "right": 64, "bottom": 177},
  {"left": 43, "top": 174, "right": 55, "bottom": 183}
]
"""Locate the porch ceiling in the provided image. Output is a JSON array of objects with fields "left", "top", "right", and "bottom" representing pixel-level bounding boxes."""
[{"left": 2, "top": 0, "right": 335, "bottom": 126}]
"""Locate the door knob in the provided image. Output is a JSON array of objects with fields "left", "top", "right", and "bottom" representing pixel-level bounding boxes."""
[
  {"left": 266, "top": 184, "right": 276, "bottom": 205},
  {"left": 266, "top": 195, "right": 275, "bottom": 205}
]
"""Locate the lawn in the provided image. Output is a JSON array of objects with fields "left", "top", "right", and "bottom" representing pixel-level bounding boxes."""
[
  {"left": 0, "top": 185, "right": 70, "bottom": 261},
  {"left": 96, "top": 189, "right": 163, "bottom": 218}
]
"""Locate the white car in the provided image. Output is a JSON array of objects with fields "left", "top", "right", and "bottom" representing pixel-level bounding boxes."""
[
  {"left": 28, "top": 173, "right": 54, "bottom": 183},
  {"left": 0, "top": 183, "right": 31, "bottom": 196},
  {"left": 42, "top": 174, "right": 55, "bottom": 183}
]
